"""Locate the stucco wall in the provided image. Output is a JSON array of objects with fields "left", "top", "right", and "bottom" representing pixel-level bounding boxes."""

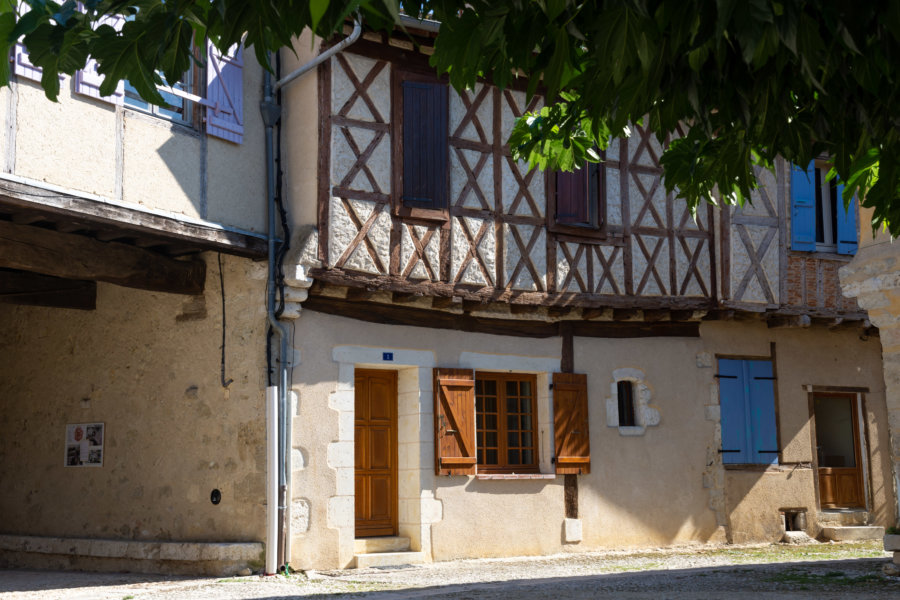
[
  {"left": 5, "top": 62, "right": 265, "bottom": 233},
  {"left": 288, "top": 311, "right": 893, "bottom": 569},
  {"left": 0, "top": 253, "right": 268, "bottom": 544}
]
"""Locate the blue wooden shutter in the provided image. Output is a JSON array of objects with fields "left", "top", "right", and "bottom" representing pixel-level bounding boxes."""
[
  {"left": 835, "top": 183, "right": 858, "bottom": 255},
  {"left": 718, "top": 359, "right": 750, "bottom": 464},
  {"left": 206, "top": 43, "right": 244, "bottom": 144},
  {"left": 747, "top": 360, "right": 778, "bottom": 465},
  {"left": 790, "top": 162, "right": 816, "bottom": 251},
  {"left": 402, "top": 80, "right": 448, "bottom": 209}
]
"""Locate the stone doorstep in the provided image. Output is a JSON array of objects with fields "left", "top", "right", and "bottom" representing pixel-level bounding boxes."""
[
  {"left": 820, "top": 525, "right": 885, "bottom": 542},
  {"left": 354, "top": 551, "right": 426, "bottom": 569},
  {"left": 0, "top": 534, "right": 263, "bottom": 563},
  {"left": 354, "top": 537, "right": 411, "bottom": 554},
  {"left": 885, "top": 534, "right": 900, "bottom": 552},
  {"left": 817, "top": 509, "right": 869, "bottom": 527}
]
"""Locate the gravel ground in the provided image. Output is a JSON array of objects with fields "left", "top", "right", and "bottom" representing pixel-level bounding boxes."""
[{"left": 1, "top": 541, "right": 898, "bottom": 599}]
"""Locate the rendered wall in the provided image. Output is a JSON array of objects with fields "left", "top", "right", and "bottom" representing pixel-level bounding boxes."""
[
  {"left": 0, "top": 253, "right": 268, "bottom": 545},
  {"left": 3, "top": 61, "right": 265, "bottom": 234},
  {"left": 288, "top": 311, "right": 893, "bottom": 569}
]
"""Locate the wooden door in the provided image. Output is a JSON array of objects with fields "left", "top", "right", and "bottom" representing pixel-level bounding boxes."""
[
  {"left": 355, "top": 369, "right": 398, "bottom": 537},
  {"left": 815, "top": 393, "right": 865, "bottom": 509}
]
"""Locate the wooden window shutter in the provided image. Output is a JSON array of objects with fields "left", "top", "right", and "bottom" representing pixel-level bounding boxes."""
[
  {"left": 206, "top": 43, "right": 244, "bottom": 144},
  {"left": 556, "top": 169, "right": 589, "bottom": 225},
  {"left": 402, "top": 80, "right": 448, "bottom": 209},
  {"left": 75, "top": 14, "right": 126, "bottom": 104},
  {"left": 747, "top": 360, "right": 778, "bottom": 465},
  {"left": 790, "top": 161, "right": 816, "bottom": 251},
  {"left": 433, "top": 368, "right": 476, "bottom": 475},
  {"left": 553, "top": 372, "right": 590, "bottom": 474},
  {"left": 718, "top": 358, "right": 750, "bottom": 464},
  {"left": 835, "top": 183, "right": 858, "bottom": 255}
]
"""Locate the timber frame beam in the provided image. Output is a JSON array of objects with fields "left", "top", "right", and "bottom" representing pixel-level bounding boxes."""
[{"left": 0, "top": 220, "right": 205, "bottom": 295}]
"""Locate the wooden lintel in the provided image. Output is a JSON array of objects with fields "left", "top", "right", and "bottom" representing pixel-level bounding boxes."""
[
  {"left": 391, "top": 291, "right": 423, "bottom": 304},
  {"left": 431, "top": 295, "right": 461, "bottom": 309},
  {"left": 767, "top": 314, "right": 812, "bottom": 329},
  {"left": 703, "top": 309, "right": 736, "bottom": 321},
  {"left": 581, "top": 308, "right": 611, "bottom": 320},
  {"left": 670, "top": 309, "right": 698, "bottom": 322},
  {"left": 547, "top": 306, "right": 573, "bottom": 318},
  {"left": 0, "top": 269, "right": 96, "bottom": 310},
  {"left": 509, "top": 303, "right": 536, "bottom": 315},
  {"left": 642, "top": 309, "right": 671, "bottom": 322},
  {"left": 0, "top": 177, "right": 266, "bottom": 258},
  {"left": 304, "top": 295, "right": 700, "bottom": 339},
  {"left": 462, "top": 300, "right": 489, "bottom": 313},
  {"left": 612, "top": 308, "right": 640, "bottom": 321},
  {"left": 11, "top": 213, "right": 46, "bottom": 225},
  {"left": 345, "top": 286, "right": 376, "bottom": 301},
  {"left": 0, "top": 220, "right": 205, "bottom": 295}
]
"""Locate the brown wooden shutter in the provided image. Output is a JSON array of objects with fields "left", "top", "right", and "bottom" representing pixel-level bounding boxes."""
[
  {"left": 555, "top": 169, "right": 589, "bottom": 224},
  {"left": 553, "top": 372, "right": 590, "bottom": 474},
  {"left": 402, "top": 80, "right": 448, "bottom": 210},
  {"left": 433, "top": 368, "right": 477, "bottom": 475}
]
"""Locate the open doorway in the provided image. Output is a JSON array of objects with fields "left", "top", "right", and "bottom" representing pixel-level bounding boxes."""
[{"left": 814, "top": 393, "right": 865, "bottom": 509}]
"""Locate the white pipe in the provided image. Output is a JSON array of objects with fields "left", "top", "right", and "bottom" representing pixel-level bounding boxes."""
[
  {"left": 265, "top": 386, "right": 279, "bottom": 575},
  {"left": 273, "top": 20, "right": 362, "bottom": 92}
]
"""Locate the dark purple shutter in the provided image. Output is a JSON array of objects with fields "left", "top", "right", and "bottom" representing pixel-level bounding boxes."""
[
  {"left": 402, "top": 80, "right": 448, "bottom": 209},
  {"left": 556, "top": 169, "right": 589, "bottom": 224}
]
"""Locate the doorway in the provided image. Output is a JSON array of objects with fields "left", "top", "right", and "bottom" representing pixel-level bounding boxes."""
[
  {"left": 354, "top": 369, "right": 398, "bottom": 537},
  {"left": 814, "top": 393, "right": 865, "bottom": 509}
]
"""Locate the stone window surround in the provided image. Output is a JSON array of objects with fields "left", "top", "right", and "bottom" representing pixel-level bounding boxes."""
[
  {"left": 605, "top": 367, "right": 660, "bottom": 436},
  {"left": 326, "top": 347, "right": 560, "bottom": 566}
]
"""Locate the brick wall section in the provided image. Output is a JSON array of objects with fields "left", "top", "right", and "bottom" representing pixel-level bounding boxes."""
[{"left": 785, "top": 254, "right": 860, "bottom": 312}]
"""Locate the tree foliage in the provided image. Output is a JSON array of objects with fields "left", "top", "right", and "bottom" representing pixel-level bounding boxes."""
[{"left": 4, "top": 1, "right": 900, "bottom": 235}]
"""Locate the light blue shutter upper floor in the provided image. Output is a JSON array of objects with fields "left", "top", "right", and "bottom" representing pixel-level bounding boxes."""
[
  {"left": 835, "top": 183, "right": 858, "bottom": 255},
  {"left": 790, "top": 161, "right": 816, "bottom": 251}
]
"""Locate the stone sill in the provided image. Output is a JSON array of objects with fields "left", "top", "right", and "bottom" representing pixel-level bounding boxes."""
[
  {"left": 0, "top": 534, "right": 263, "bottom": 562},
  {"left": 475, "top": 473, "right": 557, "bottom": 480}
]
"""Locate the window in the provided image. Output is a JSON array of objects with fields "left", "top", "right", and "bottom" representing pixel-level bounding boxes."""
[
  {"left": 124, "top": 72, "right": 195, "bottom": 125},
  {"left": 393, "top": 70, "right": 448, "bottom": 218},
  {"left": 717, "top": 358, "right": 779, "bottom": 465},
  {"left": 548, "top": 161, "right": 605, "bottom": 238},
  {"left": 616, "top": 380, "right": 636, "bottom": 427},
  {"left": 790, "top": 161, "right": 857, "bottom": 255},
  {"left": 433, "top": 368, "right": 590, "bottom": 476},
  {"left": 475, "top": 373, "right": 538, "bottom": 473}
]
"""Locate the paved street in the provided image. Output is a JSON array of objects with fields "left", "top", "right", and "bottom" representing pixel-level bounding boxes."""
[{"left": 1, "top": 541, "right": 898, "bottom": 599}]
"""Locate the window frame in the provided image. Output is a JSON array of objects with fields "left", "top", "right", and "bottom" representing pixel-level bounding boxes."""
[
  {"left": 790, "top": 159, "right": 857, "bottom": 256},
  {"left": 546, "top": 156, "right": 607, "bottom": 241},
  {"left": 474, "top": 371, "right": 540, "bottom": 474},
  {"left": 391, "top": 66, "right": 450, "bottom": 225},
  {"left": 123, "top": 62, "right": 201, "bottom": 128}
]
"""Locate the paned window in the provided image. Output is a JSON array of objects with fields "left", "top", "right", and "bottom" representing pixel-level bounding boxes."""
[
  {"left": 790, "top": 161, "right": 857, "bottom": 255},
  {"left": 717, "top": 358, "right": 779, "bottom": 465},
  {"left": 124, "top": 73, "right": 194, "bottom": 125},
  {"left": 475, "top": 373, "right": 538, "bottom": 473}
]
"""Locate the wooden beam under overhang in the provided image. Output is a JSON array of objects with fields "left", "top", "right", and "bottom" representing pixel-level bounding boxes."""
[
  {"left": 0, "top": 177, "right": 267, "bottom": 258},
  {"left": 303, "top": 295, "right": 700, "bottom": 338},
  {"left": 0, "top": 269, "right": 96, "bottom": 310},
  {"left": 0, "top": 220, "right": 205, "bottom": 295}
]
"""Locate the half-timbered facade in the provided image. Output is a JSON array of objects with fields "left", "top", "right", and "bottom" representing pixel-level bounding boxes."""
[{"left": 277, "top": 25, "right": 894, "bottom": 570}]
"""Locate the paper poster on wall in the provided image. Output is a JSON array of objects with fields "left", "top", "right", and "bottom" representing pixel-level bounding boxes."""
[{"left": 65, "top": 422, "right": 104, "bottom": 467}]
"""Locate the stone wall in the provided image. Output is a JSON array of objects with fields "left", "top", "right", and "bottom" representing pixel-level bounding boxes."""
[{"left": 0, "top": 254, "right": 269, "bottom": 556}]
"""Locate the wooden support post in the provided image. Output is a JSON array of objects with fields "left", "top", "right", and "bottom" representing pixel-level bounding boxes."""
[
  {"left": 560, "top": 320, "right": 578, "bottom": 519},
  {"left": 0, "top": 220, "right": 205, "bottom": 295}
]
